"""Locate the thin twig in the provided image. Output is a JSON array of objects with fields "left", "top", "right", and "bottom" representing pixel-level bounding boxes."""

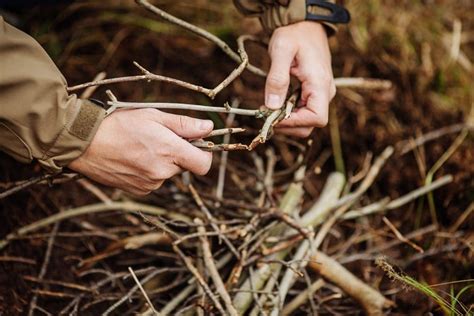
[
  {"left": 28, "top": 222, "right": 59, "bottom": 316},
  {"left": 135, "top": 0, "right": 266, "bottom": 77},
  {"left": 172, "top": 244, "right": 226, "bottom": 315},
  {"left": 0, "top": 202, "right": 188, "bottom": 251},
  {"left": 196, "top": 218, "right": 238, "bottom": 316},
  {"left": 281, "top": 279, "right": 325, "bottom": 316},
  {"left": 382, "top": 217, "right": 424, "bottom": 253},
  {"left": 342, "top": 174, "right": 453, "bottom": 220},
  {"left": 216, "top": 99, "right": 240, "bottom": 200},
  {"left": 102, "top": 269, "right": 162, "bottom": 315},
  {"left": 188, "top": 184, "right": 240, "bottom": 259},
  {"left": 312, "top": 146, "right": 394, "bottom": 250},
  {"left": 128, "top": 267, "right": 160, "bottom": 315}
]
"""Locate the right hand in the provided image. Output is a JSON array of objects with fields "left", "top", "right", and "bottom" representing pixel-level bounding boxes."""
[{"left": 69, "top": 109, "right": 214, "bottom": 195}]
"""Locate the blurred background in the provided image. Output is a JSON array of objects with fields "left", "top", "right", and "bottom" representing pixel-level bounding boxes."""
[{"left": 0, "top": 0, "right": 472, "bottom": 314}]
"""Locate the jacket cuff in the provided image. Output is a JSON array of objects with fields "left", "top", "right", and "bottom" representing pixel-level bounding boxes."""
[
  {"left": 38, "top": 99, "right": 105, "bottom": 173},
  {"left": 261, "top": 0, "right": 337, "bottom": 34}
]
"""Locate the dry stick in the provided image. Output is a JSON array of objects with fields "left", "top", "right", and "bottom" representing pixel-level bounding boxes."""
[
  {"left": 449, "top": 202, "right": 474, "bottom": 233},
  {"left": 281, "top": 279, "right": 325, "bottom": 316},
  {"left": 68, "top": 70, "right": 207, "bottom": 94},
  {"left": 216, "top": 100, "right": 240, "bottom": 200},
  {"left": 102, "top": 269, "right": 163, "bottom": 316},
  {"left": 270, "top": 239, "right": 312, "bottom": 316},
  {"left": 338, "top": 224, "right": 438, "bottom": 265},
  {"left": 0, "top": 173, "right": 54, "bottom": 200},
  {"left": 334, "top": 77, "right": 392, "bottom": 90},
  {"left": 207, "top": 127, "right": 245, "bottom": 138},
  {"left": 309, "top": 252, "right": 394, "bottom": 316},
  {"left": 23, "top": 276, "right": 93, "bottom": 293},
  {"left": 269, "top": 173, "right": 346, "bottom": 316},
  {"left": 270, "top": 148, "right": 393, "bottom": 315},
  {"left": 106, "top": 100, "right": 261, "bottom": 117},
  {"left": 342, "top": 174, "right": 453, "bottom": 220},
  {"left": 79, "top": 71, "right": 107, "bottom": 99},
  {"left": 188, "top": 184, "right": 240, "bottom": 260},
  {"left": 0, "top": 173, "right": 80, "bottom": 201},
  {"left": 425, "top": 128, "right": 468, "bottom": 225},
  {"left": 313, "top": 146, "right": 394, "bottom": 251},
  {"left": 135, "top": 0, "right": 266, "bottom": 77},
  {"left": 196, "top": 218, "right": 238, "bottom": 316},
  {"left": 0, "top": 256, "right": 36, "bottom": 265},
  {"left": 128, "top": 267, "right": 160, "bottom": 315},
  {"left": 0, "top": 202, "right": 189, "bottom": 251},
  {"left": 397, "top": 123, "right": 473, "bottom": 155},
  {"left": 156, "top": 253, "right": 233, "bottom": 315},
  {"left": 62, "top": 267, "right": 160, "bottom": 315},
  {"left": 382, "top": 217, "right": 424, "bottom": 253},
  {"left": 233, "top": 171, "right": 345, "bottom": 314},
  {"left": 232, "top": 169, "right": 306, "bottom": 314},
  {"left": 27, "top": 222, "right": 59, "bottom": 316},
  {"left": 171, "top": 244, "right": 226, "bottom": 315},
  {"left": 264, "top": 148, "right": 277, "bottom": 198},
  {"left": 70, "top": 16, "right": 253, "bottom": 99},
  {"left": 248, "top": 265, "right": 282, "bottom": 316}
]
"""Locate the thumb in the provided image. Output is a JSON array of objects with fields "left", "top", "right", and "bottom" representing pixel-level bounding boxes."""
[
  {"left": 265, "top": 43, "right": 296, "bottom": 110},
  {"left": 157, "top": 112, "right": 214, "bottom": 139}
]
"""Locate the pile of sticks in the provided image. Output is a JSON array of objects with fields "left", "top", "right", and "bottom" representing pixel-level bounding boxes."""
[{"left": 0, "top": 1, "right": 469, "bottom": 315}]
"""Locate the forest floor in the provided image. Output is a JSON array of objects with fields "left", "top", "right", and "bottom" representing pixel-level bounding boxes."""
[{"left": 0, "top": 0, "right": 473, "bottom": 315}]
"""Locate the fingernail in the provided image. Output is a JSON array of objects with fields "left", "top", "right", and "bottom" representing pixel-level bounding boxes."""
[
  {"left": 266, "top": 94, "right": 281, "bottom": 109},
  {"left": 200, "top": 120, "right": 213, "bottom": 131}
]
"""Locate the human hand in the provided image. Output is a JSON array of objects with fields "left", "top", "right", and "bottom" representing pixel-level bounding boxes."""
[
  {"left": 265, "top": 21, "right": 336, "bottom": 137},
  {"left": 69, "top": 109, "right": 214, "bottom": 195}
]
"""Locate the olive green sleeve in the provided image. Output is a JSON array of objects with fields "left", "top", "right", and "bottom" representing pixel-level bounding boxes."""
[
  {"left": 0, "top": 16, "right": 105, "bottom": 173},
  {"left": 233, "top": 0, "right": 338, "bottom": 35}
]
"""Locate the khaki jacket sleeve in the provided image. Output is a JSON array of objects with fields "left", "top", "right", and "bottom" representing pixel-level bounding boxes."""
[
  {"left": 0, "top": 17, "right": 105, "bottom": 173},
  {"left": 233, "top": 0, "right": 338, "bottom": 35}
]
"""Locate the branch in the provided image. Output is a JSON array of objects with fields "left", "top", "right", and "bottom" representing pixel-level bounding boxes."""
[
  {"left": 281, "top": 279, "right": 325, "bottom": 316},
  {"left": 105, "top": 101, "right": 263, "bottom": 117},
  {"left": 0, "top": 202, "right": 189, "bottom": 251},
  {"left": 128, "top": 267, "right": 160, "bottom": 315},
  {"left": 172, "top": 243, "right": 226, "bottom": 315},
  {"left": 196, "top": 218, "right": 238, "bottom": 316},
  {"left": 334, "top": 77, "right": 392, "bottom": 89},
  {"left": 309, "top": 252, "right": 394, "bottom": 316},
  {"left": 342, "top": 174, "right": 453, "bottom": 220},
  {"left": 135, "top": 0, "right": 266, "bottom": 77}
]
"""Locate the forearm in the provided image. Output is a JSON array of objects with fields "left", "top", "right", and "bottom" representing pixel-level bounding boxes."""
[{"left": 0, "top": 16, "right": 105, "bottom": 173}]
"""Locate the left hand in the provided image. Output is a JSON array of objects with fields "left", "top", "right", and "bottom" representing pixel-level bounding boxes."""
[{"left": 265, "top": 21, "right": 336, "bottom": 137}]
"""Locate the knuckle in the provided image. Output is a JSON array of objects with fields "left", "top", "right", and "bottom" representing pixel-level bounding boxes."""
[
  {"left": 271, "top": 36, "right": 286, "bottom": 50},
  {"left": 147, "top": 168, "right": 163, "bottom": 181},
  {"left": 318, "top": 115, "right": 329, "bottom": 127},
  {"left": 177, "top": 116, "right": 188, "bottom": 131},
  {"left": 267, "top": 74, "right": 289, "bottom": 90},
  {"left": 300, "top": 128, "right": 313, "bottom": 138},
  {"left": 134, "top": 189, "right": 151, "bottom": 196}
]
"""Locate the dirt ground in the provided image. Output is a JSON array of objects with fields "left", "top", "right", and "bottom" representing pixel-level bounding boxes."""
[{"left": 0, "top": 1, "right": 473, "bottom": 315}]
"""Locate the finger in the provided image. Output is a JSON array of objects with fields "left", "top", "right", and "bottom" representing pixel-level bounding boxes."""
[
  {"left": 265, "top": 37, "right": 297, "bottom": 110},
  {"left": 147, "top": 180, "right": 165, "bottom": 192},
  {"left": 122, "top": 186, "right": 151, "bottom": 196},
  {"left": 149, "top": 164, "right": 183, "bottom": 181},
  {"left": 153, "top": 111, "right": 214, "bottom": 139},
  {"left": 171, "top": 136, "right": 213, "bottom": 175},
  {"left": 275, "top": 127, "right": 314, "bottom": 138},
  {"left": 278, "top": 93, "right": 329, "bottom": 128}
]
